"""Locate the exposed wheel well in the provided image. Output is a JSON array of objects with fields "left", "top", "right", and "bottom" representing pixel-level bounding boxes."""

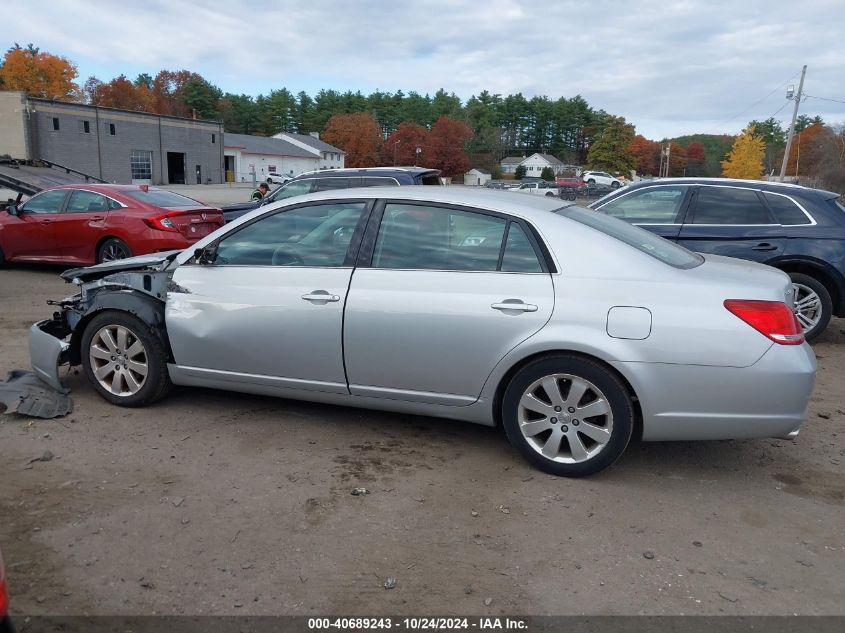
[
  {"left": 771, "top": 261, "right": 840, "bottom": 312},
  {"left": 492, "top": 350, "right": 644, "bottom": 440},
  {"left": 94, "top": 235, "right": 127, "bottom": 260}
]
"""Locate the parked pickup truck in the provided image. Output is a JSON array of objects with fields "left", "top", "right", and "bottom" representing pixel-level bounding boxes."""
[{"left": 510, "top": 181, "right": 561, "bottom": 197}]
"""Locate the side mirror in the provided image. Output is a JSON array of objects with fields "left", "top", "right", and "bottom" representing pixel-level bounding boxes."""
[
  {"left": 194, "top": 242, "right": 218, "bottom": 265},
  {"left": 6, "top": 203, "right": 18, "bottom": 216}
]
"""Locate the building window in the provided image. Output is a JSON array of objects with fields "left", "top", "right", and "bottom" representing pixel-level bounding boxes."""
[
  {"left": 52, "top": 117, "right": 60, "bottom": 131},
  {"left": 109, "top": 123, "right": 116, "bottom": 136},
  {"left": 211, "top": 133, "right": 216, "bottom": 144},
  {"left": 79, "top": 120, "right": 90, "bottom": 134},
  {"left": 130, "top": 150, "right": 153, "bottom": 182}
]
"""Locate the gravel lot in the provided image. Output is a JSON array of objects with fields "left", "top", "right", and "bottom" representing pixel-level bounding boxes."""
[{"left": 1, "top": 264, "right": 843, "bottom": 617}]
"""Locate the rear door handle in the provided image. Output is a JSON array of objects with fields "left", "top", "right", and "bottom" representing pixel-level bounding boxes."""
[
  {"left": 752, "top": 243, "right": 778, "bottom": 251},
  {"left": 90, "top": 215, "right": 105, "bottom": 221},
  {"left": 302, "top": 290, "right": 340, "bottom": 303},
  {"left": 492, "top": 301, "right": 538, "bottom": 313},
  {"left": 40, "top": 219, "right": 52, "bottom": 224}
]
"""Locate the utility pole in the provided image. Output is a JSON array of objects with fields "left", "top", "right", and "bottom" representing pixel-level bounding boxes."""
[{"left": 779, "top": 64, "right": 807, "bottom": 180}]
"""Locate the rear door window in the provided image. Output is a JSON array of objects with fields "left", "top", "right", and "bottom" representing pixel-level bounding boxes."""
[
  {"left": 691, "top": 187, "right": 773, "bottom": 225},
  {"left": 66, "top": 190, "right": 109, "bottom": 212},
  {"left": 312, "top": 178, "right": 352, "bottom": 192},
  {"left": 764, "top": 192, "right": 812, "bottom": 225},
  {"left": 362, "top": 177, "right": 399, "bottom": 187}
]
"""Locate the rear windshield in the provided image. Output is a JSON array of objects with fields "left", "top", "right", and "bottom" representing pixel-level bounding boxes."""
[
  {"left": 557, "top": 206, "right": 704, "bottom": 269},
  {"left": 124, "top": 189, "right": 203, "bottom": 207}
]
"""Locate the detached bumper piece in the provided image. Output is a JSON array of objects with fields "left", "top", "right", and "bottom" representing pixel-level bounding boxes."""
[
  {"left": 28, "top": 319, "right": 71, "bottom": 394},
  {"left": 0, "top": 370, "right": 72, "bottom": 419}
]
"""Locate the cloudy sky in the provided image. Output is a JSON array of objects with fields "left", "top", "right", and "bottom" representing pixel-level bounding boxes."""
[{"left": 4, "top": 0, "right": 844, "bottom": 139}]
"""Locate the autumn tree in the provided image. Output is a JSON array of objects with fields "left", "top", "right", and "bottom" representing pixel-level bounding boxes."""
[
  {"left": 425, "top": 116, "right": 473, "bottom": 176},
  {"left": 627, "top": 135, "right": 660, "bottom": 175},
  {"left": 586, "top": 115, "right": 635, "bottom": 174},
  {"left": 721, "top": 125, "right": 765, "bottom": 179},
  {"left": 322, "top": 112, "right": 382, "bottom": 167},
  {"left": 381, "top": 122, "right": 428, "bottom": 166},
  {"left": 784, "top": 122, "right": 828, "bottom": 177},
  {"left": 0, "top": 43, "right": 79, "bottom": 100},
  {"left": 685, "top": 142, "right": 706, "bottom": 175},
  {"left": 86, "top": 74, "right": 153, "bottom": 111}
]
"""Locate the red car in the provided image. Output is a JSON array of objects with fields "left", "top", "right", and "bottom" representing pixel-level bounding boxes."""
[
  {"left": 554, "top": 177, "right": 587, "bottom": 189},
  {"left": 0, "top": 546, "right": 12, "bottom": 633},
  {"left": 0, "top": 185, "right": 224, "bottom": 266}
]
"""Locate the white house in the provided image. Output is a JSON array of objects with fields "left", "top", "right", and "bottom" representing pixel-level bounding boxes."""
[
  {"left": 500, "top": 153, "right": 566, "bottom": 176},
  {"left": 272, "top": 132, "right": 346, "bottom": 170},
  {"left": 223, "top": 133, "right": 320, "bottom": 182},
  {"left": 464, "top": 168, "right": 492, "bottom": 186}
]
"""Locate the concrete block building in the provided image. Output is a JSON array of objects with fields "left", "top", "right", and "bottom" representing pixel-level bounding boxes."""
[{"left": 0, "top": 91, "right": 224, "bottom": 185}]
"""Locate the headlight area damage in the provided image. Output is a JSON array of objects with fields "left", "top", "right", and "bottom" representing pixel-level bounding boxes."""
[{"left": 29, "top": 252, "right": 179, "bottom": 393}]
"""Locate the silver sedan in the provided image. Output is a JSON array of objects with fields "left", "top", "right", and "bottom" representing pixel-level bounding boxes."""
[{"left": 29, "top": 187, "right": 816, "bottom": 476}]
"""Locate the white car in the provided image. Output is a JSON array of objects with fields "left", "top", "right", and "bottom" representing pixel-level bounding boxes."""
[
  {"left": 266, "top": 172, "right": 292, "bottom": 185},
  {"left": 582, "top": 171, "right": 622, "bottom": 189},
  {"left": 512, "top": 181, "right": 561, "bottom": 197}
]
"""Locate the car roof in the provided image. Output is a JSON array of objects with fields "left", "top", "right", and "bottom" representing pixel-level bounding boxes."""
[
  {"left": 626, "top": 177, "right": 839, "bottom": 198},
  {"left": 48, "top": 184, "right": 165, "bottom": 193},
  {"left": 294, "top": 167, "right": 440, "bottom": 178},
  {"left": 266, "top": 185, "right": 567, "bottom": 221}
]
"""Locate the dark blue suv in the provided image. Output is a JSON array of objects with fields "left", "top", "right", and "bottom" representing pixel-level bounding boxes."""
[
  {"left": 222, "top": 167, "right": 442, "bottom": 223},
  {"left": 590, "top": 178, "right": 845, "bottom": 340}
]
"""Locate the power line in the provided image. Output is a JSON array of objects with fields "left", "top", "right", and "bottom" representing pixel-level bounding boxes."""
[
  {"left": 803, "top": 94, "right": 845, "bottom": 105},
  {"left": 712, "top": 69, "right": 801, "bottom": 130}
]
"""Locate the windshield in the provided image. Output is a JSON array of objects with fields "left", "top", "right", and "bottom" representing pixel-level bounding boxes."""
[
  {"left": 124, "top": 189, "right": 203, "bottom": 207},
  {"left": 556, "top": 206, "right": 704, "bottom": 269}
]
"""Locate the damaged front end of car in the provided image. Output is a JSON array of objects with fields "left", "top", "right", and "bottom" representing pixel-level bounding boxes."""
[{"left": 28, "top": 251, "right": 181, "bottom": 392}]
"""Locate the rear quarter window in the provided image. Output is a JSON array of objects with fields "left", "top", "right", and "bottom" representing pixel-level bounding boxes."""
[{"left": 764, "top": 192, "right": 812, "bottom": 225}]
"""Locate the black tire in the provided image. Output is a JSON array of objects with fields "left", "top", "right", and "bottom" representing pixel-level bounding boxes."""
[
  {"left": 80, "top": 310, "right": 172, "bottom": 407},
  {"left": 0, "top": 245, "right": 6, "bottom": 268},
  {"left": 545, "top": 191, "right": 556, "bottom": 197},
  {"left": 788, "top": 272, "right": 832, "bottom": 341},
  {"left": 502, "top": 355, "right": 633, "bottom": 477},
  {"left": 587, "top": 178, "right": 596, "bottom": 185},
  {"left": 611, "top": 181, "right": 620, "bottom": 189},
  {"left": 97, "top": 238, "right": 132, "bottom": 263},
  {"left": 266, "top": 177, "right": 273, "bottom": 184}
]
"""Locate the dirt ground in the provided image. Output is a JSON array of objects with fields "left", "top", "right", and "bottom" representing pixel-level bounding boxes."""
[{"left": 1, "top": 264, "right": 843, "bottom": 617}]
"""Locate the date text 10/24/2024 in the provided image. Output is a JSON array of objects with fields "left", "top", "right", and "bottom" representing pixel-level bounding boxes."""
[{"left": 308, "top": 617, "right": 529, "bottom": 630}]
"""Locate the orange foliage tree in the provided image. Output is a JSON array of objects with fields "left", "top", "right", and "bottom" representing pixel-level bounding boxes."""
[
  {"left": 627, "top": 135, "right": 661, "bottom": 175},
  {"left": 425, "top": 116, "right": 473, "bottom": 176},
  {"left": 85, "top": 74, "right": 154, "bottom": 111},
  {"left": 784, "top": 122, "right": 828, "bottom": 177},
  {"left": 381, "top": 122, "right": 429, "bottom": 165},
  {"left": 323, "top": 112, "right": 383, "bottom": 167},
  {"left": 685, "top": 142, "right": 706, "bottom": 175},
  {"left": 0, "top": 44, "right": 79, "bottom": 100},
  {"left": 667, "top": 141, "right": 688, "bottom": 176}
]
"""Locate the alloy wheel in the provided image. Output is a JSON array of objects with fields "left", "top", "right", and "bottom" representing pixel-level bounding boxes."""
[
  {"left": 101, "top": 242, "right": 129, "bottom": 262},
  {"left": 792, "top": 282, "right": 822, "bottom": 333},
  {"left": 89, "top": 324, "right": 149, "bottom": 396},
  {"left": 517, "top": 373, "right": 613, "bottom": 464}
]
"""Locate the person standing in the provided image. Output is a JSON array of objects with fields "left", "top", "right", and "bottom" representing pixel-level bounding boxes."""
[{"left": 251, "top": 182, "right": 269, "bottom": 201}]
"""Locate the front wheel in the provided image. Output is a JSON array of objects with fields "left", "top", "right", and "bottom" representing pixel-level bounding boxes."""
[
  {"left": 611, "top": 181, "right": 620, "bottom": 189},
  {"left": 587, "top": 178, "right": 596, "bottom": 185},
  {"left": 81, "top": 311, "right": 172, "bottom": 407},
  {"left": 502, "top": 355, "right": 633, "bottom": 477},
  {"left": 789, "top": 272, "right": 832, "bottom": 341}
]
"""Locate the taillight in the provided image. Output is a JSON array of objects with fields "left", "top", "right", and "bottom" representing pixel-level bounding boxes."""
[
  {"left": 143, "top": 212, "right": 179, "bottom": 232},
  {"left": 724, "top": 300, "right": 804, "bottom": 345}
]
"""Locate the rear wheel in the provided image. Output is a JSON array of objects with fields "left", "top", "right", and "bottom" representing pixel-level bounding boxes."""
[
  {"left": 97, "top": 238, "right": 132, "bottom": 263},
  {"left": 788, "top": 272, "right": 832, "bottom": 341},
  {"left": 502, "top": 355, "right": 633, "bottom": 477},
  {"left": 0, "top": 245, "right": 5, "bottom": 267},
  {"left": 81, "top": 311, "right": 171, "bottom": 407}
]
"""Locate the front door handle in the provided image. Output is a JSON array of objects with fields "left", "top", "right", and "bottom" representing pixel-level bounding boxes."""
[
  {"left": 492, "top": 300, "right": 538, "bottom": 313},
  {"left": 302, "top": 290, "right": 340, "bottom": 303},
  {"left": 40, "top": 219, "right": 52, "bottom": 225},
  {"left": 90, "top": 215, "right": 105, "bottom": 221},
  {"left": 752, "top": 242, "right": 778, "bottom": 251}
]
